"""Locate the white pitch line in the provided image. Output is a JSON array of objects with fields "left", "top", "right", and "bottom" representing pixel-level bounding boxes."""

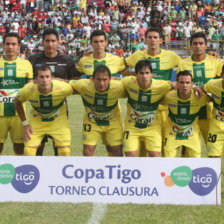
[{"left": 87, "top": 203, "right": 107, "bottom": 224}]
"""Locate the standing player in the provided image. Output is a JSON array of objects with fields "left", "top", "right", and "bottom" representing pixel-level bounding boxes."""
[
  {"left": 0, "top": 32, "right": 33, "bottom": 155},
  {"left": 14, "top": 65, "right": 73, "bottom": 156},
  {"left": 70, "top": 65, "right": 126, "bottom": 156},
  {"left": 125, "top": 27, "right": 180, "bottom": 81},
  {"left": 125, "top": 27, "right": 181, "bottom": 156},
  {"left": 122, "top": 60, "right": 172, "bottom": 157},
  {"left": 76, "top": 30, "right": 130, "bottom": 156},
  {"left": 29, "top": 28, "right": 79, "bottom": 155},
  {"left": 162, "top": 70, "right": 208, "bottom": 157},
  {"left": 204, "top": 67, "right": 224, "bottom": 157},
  {"left": 29, "top": 28, "right": 79, "bottom": 80},
  {"left": 177, "top": 32, "right": 222, "bottom": 144},
  {"left": 77, "top": 30, "right": 130, "bottom": 79}
]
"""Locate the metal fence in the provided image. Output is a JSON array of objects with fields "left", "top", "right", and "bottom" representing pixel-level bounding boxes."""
[{"left": 164, "top": 41, "right": 224, "bottom": 58}]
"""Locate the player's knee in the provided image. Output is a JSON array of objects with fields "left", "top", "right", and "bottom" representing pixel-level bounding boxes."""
[
  {"left": 57, "top": 146, "right": 70, "bottom": 156},
  {"left": 148, "top": 151, "right": 160, "bottom": 157},
  {"left": 13, "top": 143, "right": 24, "bottom": 155},
  {"left": 125, "top": 151, "right": 138, "bottom": 157},
  {"left": 110, "top": 145, "right": 123, "bottom": 157},
  {"left": 83, "top": 145, "right": 95, "bottom": 156}
]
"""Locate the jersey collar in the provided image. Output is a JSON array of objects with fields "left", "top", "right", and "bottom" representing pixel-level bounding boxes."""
[{"left": 191, "top": 53, "right": 206, "bottom": 62}]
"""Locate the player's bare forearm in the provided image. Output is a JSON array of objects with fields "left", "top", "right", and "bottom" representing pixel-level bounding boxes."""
[
  {"left": 120, "top": 68, "right": 135, "bottom": 76},
  {"left": 14, "top": 97, "right": 27, "bottom": 122}
]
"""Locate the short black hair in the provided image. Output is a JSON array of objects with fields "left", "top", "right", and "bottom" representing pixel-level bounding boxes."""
[
  {"left": 176, "top": 70, "right": 193, "bottom": 81},
  {"left": 43, "top": 28, "right": 59, "bottom": 40},
  {"left": 145, "top": 27, "right": 162, "bottom": 39},
  {"left": 37, "top": 65, "right": 53, "bottom": 76},
  {"left": 135, "top": 60, "right": 153, "bottom": 74},
  {"left": 3, "top": 32, "right": 21, "bottom": 44},
  {"left": 90, "top": 30, "right": 107, "bottom": 42},
  {"left": 93, "top": 64, "right": 111, "bottom": 78},
  {"left": 190, "top": 32, "right": 207, "bottom": 45}
]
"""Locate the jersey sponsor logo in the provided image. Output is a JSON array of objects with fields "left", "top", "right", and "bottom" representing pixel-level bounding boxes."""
[
  {"left": 129, "top": 88, "right": 138, "bottom": 94},
  {"left": 169, "top": 103, "right": 177, "bottom": 108},
  {"left": 46, "top": 62, "right": 57, "bottom": 65},
  {"left": 84, "top": 65, "right": 92, "bottom": 68},
  {"left": 87, "top": 109, "right": 112, "bottom": 121},
  {"left": 172, "top": 124, "right": 193, "bottom": 136},
  {"left": 0, "top": 68, "right": 3, "bottom": 70},
  {"left": 29, "top": 100, "right": 39, "bottom": 103},
  {"left": 0, "top": 89, "right": 19, "bottom": 103},
  {"left": 215, "top": 109, "right": 224, "bottom": 121},
  {"left": 84, "top": 94, "right": 93, "bottom": 99},
  {"left": 1, "top": 79, "right": 21, "bottom": 86},
  {"left": 35, "top": 64, "right": 42, "bottom": 67},
  {"left": 131, "top": 109, "right": 155, "bottom": 125},
  {"left": 212, "top": 94, "right": 220, "bottom": 99}
]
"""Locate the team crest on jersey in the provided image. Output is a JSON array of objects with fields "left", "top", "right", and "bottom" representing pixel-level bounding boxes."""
[
  {"left": 180, "top": 108, "right": 187, "bottom": 114},
  {"left": 97, "top": 99, "right": 103, "bottom": 105},
  {"left": 141, "top": 95, "right": 147, "bottom": 102},
  {"left": 84, "top": 65, "right": 92, "bottom": 68},
  {"left": 43, "top": 101, "right": 49, "bottom": 107},
  {"left": 196, "top": 70, "right": 202, "bottom": 77},
  {"left": 8, "top": 69, "right": 13, "bottom": 76},
  {"left": 151, "top": 62, "right": 157, "bottom": 69}
]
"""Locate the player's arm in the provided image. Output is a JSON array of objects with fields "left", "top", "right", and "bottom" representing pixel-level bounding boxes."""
[
  {"left": 14, "top": 97, "right": 33, "bottom": 141},
  {"left": 120, "top": 68, "right": 135, "bottom": 76},
  {"left": 119, "top": 58, "right": 135, "bottom": 76},
  {"left": 69, "top": 80, "right": 81, "bottom": 94}
]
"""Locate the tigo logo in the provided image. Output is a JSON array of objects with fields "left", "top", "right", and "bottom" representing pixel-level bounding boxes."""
[
  {"left": 0, "top": 164, "right": 40, "bottom": 193},
  {"left": 188, "top": 167, "right": 217, "bottom": 196},
  {"left": 11, "top": 165, "right": 40, "bottom": 193},
  {"left": 161, "top": 166, "right": 217, "bottom": 196}
]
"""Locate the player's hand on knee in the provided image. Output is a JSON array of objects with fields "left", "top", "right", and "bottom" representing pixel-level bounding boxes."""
[{"left": 24, "top": 125, "right": 33, "bottom": 142}]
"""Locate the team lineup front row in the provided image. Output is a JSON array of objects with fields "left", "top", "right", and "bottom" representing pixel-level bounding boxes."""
[{"left": 12, "top": 60, "right": 224, "bottom": 158}]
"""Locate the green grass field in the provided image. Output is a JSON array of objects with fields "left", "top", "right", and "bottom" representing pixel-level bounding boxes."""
[{"left": 1, "top": 96, "right": 224, "bottom": 224}]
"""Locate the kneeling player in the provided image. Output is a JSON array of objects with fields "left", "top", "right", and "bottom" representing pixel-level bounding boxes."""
[
  {"left": 162, "top": 70, "right": 208, "bottom": 157},
  {"left": 70, "top": 65, "right": 126, "bottom": 156},
  {"left": 14, "top": 65, "right": 73, "bottom": 156},
  {"left": 122, "top": 60, "right": 172, "bottom": 157}
]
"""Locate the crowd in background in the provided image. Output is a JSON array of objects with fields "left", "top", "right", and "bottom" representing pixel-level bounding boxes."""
[{"left": 0, "top": 0, "right": 224, "bottom": 63}]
